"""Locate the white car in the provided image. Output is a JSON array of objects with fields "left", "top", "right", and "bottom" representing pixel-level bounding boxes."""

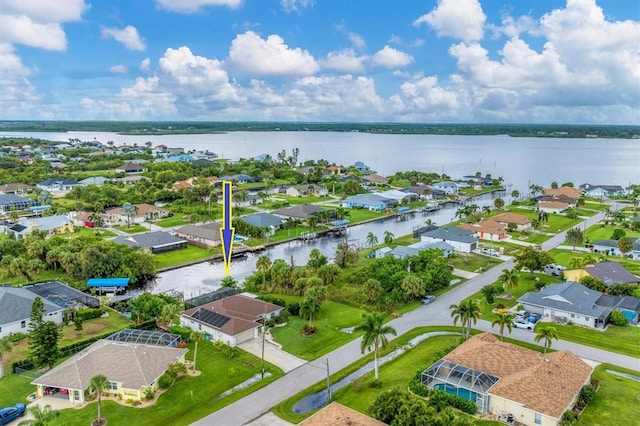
[
  {"left": 513, "top": 319, "right": 534, "bottom": 330},
  {"left": 481, "top": 248, "right": 500, "bottom": 257}
]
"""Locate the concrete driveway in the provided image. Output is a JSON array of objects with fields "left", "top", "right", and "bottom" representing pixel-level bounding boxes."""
[
  {"left": 238, "top": 332, "right": 306, "bottom": 373},
  {"left": 5, "top": 396, "right": 73, "bottom": 426}
]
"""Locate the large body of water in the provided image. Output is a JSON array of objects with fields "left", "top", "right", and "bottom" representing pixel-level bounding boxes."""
[{"left": 2, "top": 130, "right": 638, "bottom": 297}]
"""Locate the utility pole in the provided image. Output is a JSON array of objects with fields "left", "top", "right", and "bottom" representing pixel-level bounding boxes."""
[
  {"left": 261, "top": 317, "right": 266, "bottom": 379},
  {"left": 324, "top": 358, "right": 331, "bottom": 401}
]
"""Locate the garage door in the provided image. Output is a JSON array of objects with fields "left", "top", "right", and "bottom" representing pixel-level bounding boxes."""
[{"left": 235, "top": 328, "right": 256, "bottom": 345}]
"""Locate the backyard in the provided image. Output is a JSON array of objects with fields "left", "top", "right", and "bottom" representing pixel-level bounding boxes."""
[
  {"left": 113, "top": 224, "right": 149, "bottom": 234},
  {"left": 154, "top": 246, "right": 214, "bottom": 269},
  {"left": 155, "top": 215, "right": 191, "bottom": 228},
  {"left": 548, "top": 248, "right": 640, "bottom": 276},
  {"left": 447, "top": 252, "right": 502, "bottom": 273}
]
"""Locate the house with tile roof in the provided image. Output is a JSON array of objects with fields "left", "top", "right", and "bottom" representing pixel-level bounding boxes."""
[
  {"left": 421, "top": 333, "right": 593, "bottom": 426},
  {"left": 542, "top": 186, "right": 582, "bottom": 200},
  {"left": 563, "top": 262, "right": 639, "bottom": 286},
  {"left": 31, "top": 339, "right": 187, "bottom": 404},
  {"left": 537, "top": 200, "right": 569, "bottom": 214},
  {"left": 0, "top": 183, "right": 34, "bottom": 195},
  {"left": 105, "top": 203, "right": 170, "bottom": 224},
  {"left": 420, "top": 226, "right": 479, "bottom": 253},
  {"left": 491, "top": 212, "right": 531, "bottom": 231},
  {"left": 180, "top": 294, "right": 284, "bottom": 346},
  {"left": 458, "top": 219, "right": 506, "bottom": 241},
  {"left": 0, "top": 287, "right": 64, "bottom": 338},
  {"left": 297, "top": 402, "right": 386, "bottom": 426}
]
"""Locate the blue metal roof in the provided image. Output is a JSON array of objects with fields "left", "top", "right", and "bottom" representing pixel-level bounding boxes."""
[{"left": 87, "top": 278, "right": 130, "bottom": 287}]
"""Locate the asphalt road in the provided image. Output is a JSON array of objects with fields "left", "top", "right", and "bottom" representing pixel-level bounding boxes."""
[{"left": 195, "top": 208, "right": 639, "bottom": 425}]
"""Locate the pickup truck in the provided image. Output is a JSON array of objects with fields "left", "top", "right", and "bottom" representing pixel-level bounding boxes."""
[
  {"left": 0, "top": 404, "right": 26, "bottom": 425},
  {"left": 513, "top": 319, "right": 534, "bottom": 330}
]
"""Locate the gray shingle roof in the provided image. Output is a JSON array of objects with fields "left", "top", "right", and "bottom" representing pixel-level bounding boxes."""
[
  {"left": 584, "top": 262, "right": 639, "bottom": 285},
  {"left": 112, "top": 231, "right": 186, "bottom": 249},
  {"left": 422, "top": 226, "right": 478, "bottom": 243},
  {"left": 518, "top": 282, "right": 610, "bottom": 320},
  {"left": 342, "top": 193, "right": 394, "bottom": 207},
  {"left": 0, "top": 287, "right": 64, "bottom": 326},
  {"left": 32, "top": 340, "right": 188, "bottom": 390},
  {"left": 240, "top": 213, "right": 283, "bottom": 228},
  {"left": 175, "top": 223, "right": 221, "bottom": 241},
  {"left": 272, "top": 204, "right": 324, "bottom": 219}
]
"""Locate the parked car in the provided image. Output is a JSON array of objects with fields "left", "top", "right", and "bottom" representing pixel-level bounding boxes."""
[
  {"left": 481, "top": 248, "right": 500, "bottom": 257},
  {"left": 421, "top": 295, "right": 437, "bottom": 305},
  {"left": 0, "top": 403, "right": 26, "bottom": 425},
  {"left": 515, "top": 310, "right": 530, "bottom": 320},
  {"left": 544, "top": 263, "right": 566, "bottom": 277},
  {"left": 527, "top": 313, "right": 541, "bottom": 324},
  {"left": 513, "top": 319, "right": 534, "bottom": 330}
]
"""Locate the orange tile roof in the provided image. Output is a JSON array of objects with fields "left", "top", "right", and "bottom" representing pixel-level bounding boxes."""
[
  {"left": 445, "top": 334, "right": 592, "bottom": 419},
  {"left": 458, "top": 219, "right": 505, "bottom": 235},
  {"left": 543, "top": 186, "right": 581, "bottom": 199},
  {"left": 538, "top": 200, "right": 569, "bottom": 210},
  {"left": 298, "top": 402, "right": 387, "bottom": 426},
  {"left": 492, "top": 212, "right": 530, "bottom": 225}
]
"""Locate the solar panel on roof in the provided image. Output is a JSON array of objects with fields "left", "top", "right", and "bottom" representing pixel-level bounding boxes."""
[{"left": 192, "top": 308, "right": 230, "bottom": 328}]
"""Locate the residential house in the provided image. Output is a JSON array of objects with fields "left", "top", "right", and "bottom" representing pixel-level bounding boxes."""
[
  {"left": 563, "top": 262, "right": 639, "bottom": 285},
  {"left": 578, "top": 183, "right": 626, "bottom": 197},
  {"left": 180, "top": 294, "right": 284, "bottom": 346},
  {"left": 171, "top": 176, "right": 219, "bottom": 192},
  {"left": 362, "top": 174, "right": 387, "bottom": 186},
  {"left": 458, "top": 219, "right": 505, "bottom": 241},
  {"left": 591, "top": 237, "right": 640, "bottom": 260},
  {"left": 0, "top": 194, "right": 36, "bottom": 213},
  {"left": 105, "top": 203, "right": 170, "bottom": 224},
  {"left": 389, "top": 240, "right": 453, "bottom": 259},
  {"left": 537, "top": 200, "right": 569, "bottom": 214},
  {"left": 112, "top": 231, "right": 187, "bottom": 254},
  {"left": 376, "top": 189, "right": 418, "bottom": 203},
  {"left": 430, "top": 181, "right": 459, "bottom": 195},
  {"left": 352, "top": 161, "right": 370, "bottom": 173},
  {"left": 286, "top": 184, "right": 327, "bottom": 198},
  {"left": 0, "top": 287, "right": 64, "bottom": 338},
  {"left": 296, "top": 166, "right": 315, "bottom": 176},
  {"left": 239, "top": 213, "right": 283, "bottom": 235},
  {"left": 0, "top": 183, "right": 34, "bottom": 195},
  {"left": 327, "top": 165, "right": 345, "bottom": 175},
  {"left": 78, "top": 176, "right": 109, "bottom": 186},
  {"left": 272, "top": 204, "right": 325, "bottom": 220},
  {"left": 8, "top": 215, "right": 73, "bottom": 239},
  {"left": 72, "top": 212, "right": 106, "bottom": 227},
  {"left": 298, "top": 402, "right": 386, "bottom": 426},
  {"left": 542, "top": 186, "right": 581, "bottom": 201},
  {"left": 112, "top": 175, "right": 150, "bottom": 185},
  {"left": 519, "top": 281, "right": 610, "bottom": 328},
  {"left": 31, "top": 338, "right": 188, "bottom": 404},
  {"left": 36, "top": 178, "right": 79, "bottom": 192},
  {"left": 165, "top": 147, "right": 184, "bottom": 154},
  {"left": 174, "top": 223, "right": 221, "bottom": 248},
  {"left": 115, "top": 162, "right": 147, "bottom": 174},
  {"left": 421, "top": 333, "right": 593, "bottom": 426},
  {"left": 491, "top": 212, "right": 531, "bottom": 231},
  {"left": 166, "top": 154, "right": 195, "bottom": 163},
  {"left": 341, "top": 193, "right": 396, "bottom": 211},
  {"left": 420, "top": 226, "right": 479, "bottom": 253},
  {"left": 403, "top": 185, "right": 433, "bottom": 200},
  {"left": 220, "top": 174, "right": 256, "bottom": 184}
]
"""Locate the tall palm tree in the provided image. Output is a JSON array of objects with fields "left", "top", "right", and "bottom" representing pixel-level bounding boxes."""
[
  {"left": 354, "top": 312, "right": 397, "bottom": 380},
  {"left": 189, "top": 330, "right": 205, "bottom": 371},
  {"left": 89, "top": 374, "right": 108, "bottom": 425},
  {"left": 363, "top": 278, "right": 383, "bottom": 305},
  {"left": 535, "top": 326, "right": 559, "bottom": 354},
  {"left": 401, "top": 274, "right": 424, "bottom": 300},
  {"left": 0, "top": 336, "right": 12, "bottom": 378},
  {"left": 383, "top": 230, "right": 394, "bottom": 245},
  {"left": 256, "top": 255, "right": 272, "bottom": 275},
  {"left": 18, "top": 404, "right": 59, "bottom": 426},
  {"left": 299, "top": 297, "right": 322, "bottom": 326},
  {"left": 498, "top": 268, "right": 520, "bottom": 298},
  {"left": 450, "top": 300, "right": 481, "bottom": 339},
  {"left": 121, "top": 202, "right": 138, "bottom": 228},
  {"left": 491, "top": 313, "right": 514, "bottom": 341},
  {"left": 366, "top": 232, "right": 378, "bottom": 248},
  {"left": 307, "top": 215, "right": 318, "bottom": 232}
]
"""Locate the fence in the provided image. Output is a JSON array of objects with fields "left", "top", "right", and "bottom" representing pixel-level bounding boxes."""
[{"left": 15, "top": 366, "right": 42, "bottom": 379}]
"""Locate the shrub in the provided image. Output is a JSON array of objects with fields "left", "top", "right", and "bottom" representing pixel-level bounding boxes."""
[
  {"left": 287, "top": 302, "right": 300, "bottom": 316},
  {"left": 369, "top": 379, "right": 382, "bottom": 388},
  {"left": 408, "top": 375, "right": 429, "bottom": 397},
  {"left": 76, "top": 308, "right": 103, "bottom": 321},
  {"left": 158, "top": 373, "right": 173, "bottom": 389},
  {"left": 578, "top": 385, "right": 596, "bottom": 405},
  {"left": 143, "top": 387, "right": 155, "bottom": 401},
  {"left": 429, "top": 389, "right": 477, "bottom": 414},
  {"left": 222, "top": 344, "right": 238, "bottom": 359},
  {"left": 264, "top": 318, "right": 276, "bottom": 328},
  {"left": 302, "top": 324, "right": 317, "bottom": 336},
  {"left": 259, "top": 295, "right": 286, "bottom": 307},
  {"left": 74, "top": 316, "right": 83, "bottom": 331},
  {"left": 590, "top": 377, "right": 600, "bottom": 388},
  {"left": 609, "top": 310, "right": 628, "bottom": 326},
  {"left": 169, "top": 325, "right": 193, "bottom": 342},
  {"left": 561, "top": 410, "right": 577, "bottom": 425},
  {"left": 212, "top": 340, "right": 227, "bottom": 352},
  {"left": 166, "top": 362, "right": 187, "bottom": 379},
  {"left": 276, "top": 310, "right": 290, "bottom": 323},
  {"left": 496, "top": 303, "right": 505, "bottom": 310},
  {"left": 8, "top": 332, "right": 27, "bottom": 343},
  {"left": 611, "top": 228, "right": 626, "bottom": 240},
  {"left": 535, "top": 280, "right": 546, "bottom": 290}
]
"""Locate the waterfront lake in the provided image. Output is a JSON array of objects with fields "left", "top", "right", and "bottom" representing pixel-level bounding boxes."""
[{"left": 2, "top": 130, "right": 638, "bottom": 296}]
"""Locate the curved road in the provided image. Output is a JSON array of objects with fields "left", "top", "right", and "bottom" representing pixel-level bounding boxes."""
[{"left": 195, "top": 209, "right": 639, "bottom": 425}]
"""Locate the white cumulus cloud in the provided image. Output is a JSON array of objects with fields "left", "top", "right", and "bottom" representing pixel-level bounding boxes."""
[
  {"left": 320, "top": 49, "right": 367, "bottom": 73},
  {"left": 109, "top": 65, "right": 129, "bottom": 74},
  {"left": 371, "top": 46, "right": 413, "bottom": 69},
  {"left": 414, "top": 0, "right": 486, "bottom": 43},
  {"left": 228, "top": 31, "right": 319, "bottom": 76},
  {"left": 140, "top": 58, "right": 151, "bottom": 71},
  {"left": 101, "top": 25, "right": 146, "bottom": 51},
  {"left": 154, "top": 0, "right": 242, "bottom": 13}
]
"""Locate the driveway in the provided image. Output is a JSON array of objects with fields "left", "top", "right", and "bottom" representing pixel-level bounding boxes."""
[
  {"left": 5, "top": 396, "right": 73, "bottom": 426},
  {"left": 238, "top": 332, "right": 306, "bottom": 373}
]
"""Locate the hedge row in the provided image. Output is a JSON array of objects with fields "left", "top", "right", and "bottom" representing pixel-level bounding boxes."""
[
  {"left": 430, "top": 388, "right": 477, "bottom": 414},
  {"left": 76, "top": 308, "right": 104, "bottom": 321}
]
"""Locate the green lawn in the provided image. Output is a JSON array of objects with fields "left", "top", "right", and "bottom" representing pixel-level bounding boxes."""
[
  {"left": 0, "top": 373, "right": 35, "bottom": 407},
  {"left": 243, "top": 225, "right": 314, "bottom": 247},
  {"left": 75, "top": 227, "right": 117, "bottom": 238},
  {"left": 270, "top": 297, "right": 367, "bottom": 360},
  {"left": 1, "top": 269, "right": 83, "bottom": 289},
  {"left": 322, "top": 207, "right": 387, "bottom": 224},
  {"left": 585, "top": 224, "right": 640, "bottom": 242},
  {"left": 113, "top": 224, "right": 149, "bottom": 234},
  {"left": 155, "top": 216, "right": 191, "bottom": 228},
  {"left": 276, "top": 195, "right": 333, "bottom": 205},
  {"left": 577, "top": 364, "right": 640, "bottom": 425},
  {"left": 548, "top": 249, "right": 640, "bottom": 275},
  {"left": 48, "top": 340, "right": 284, "bottom": 426},
  {"left": 479, "top": 240, "right": 533, "bottom": 256},
  {"left": 583, "top": 201, "right": 610, "bottom": 211},
  {"left": 504, "top": 231, "right": 550, "bottom": 244},
  {"left": 447, "top": 252, "right": 502, "bottom": 273},
  {"left": 535, "top": 322, "right": 640, "bottom": 359},
  {"left": 154, "top": 246, "right": 214, "bottom": 269},
  {"left": 507, "top": 207, "right": 582, "bottom": 232}
]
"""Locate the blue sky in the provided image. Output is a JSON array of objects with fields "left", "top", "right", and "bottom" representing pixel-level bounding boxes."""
[{"left": 1, "top": 0, "right": 638, "bottom": 123}]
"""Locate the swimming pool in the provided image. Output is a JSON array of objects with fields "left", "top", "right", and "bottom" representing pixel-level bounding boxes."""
[
  {"left": 434, "top": 383, "right": 478, "bottom": 402},
  {"left": 620, "top": 309, "right": 637, "bottom": 323}
]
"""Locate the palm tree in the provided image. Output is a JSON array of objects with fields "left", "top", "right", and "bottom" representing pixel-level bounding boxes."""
[
  {"left": 383, "top": 230, "right": 394, "bottom": 245},
  {"left": 0, "top": 336, "right": 12, "bottom": 378},
  {"left": 307, "top": 215, "right": 318, "bottom": 232},
  {"left": 363, "top": 278, "right": 383, "bottom": 305},
  {"left": 89, "top": 374, "right": 108, "bottom": 425},
  {"left": 256, "top": 255, "right": 272, "bottom": 275},
  {"left": 498, "top": 268, "right": 520, "bottom": 298},
  {"left": 157, "top": 303, "right": 178, "bottom": 330},
  {"left": 189, "top": 330, "right": 205, "bottom": 371},
  {"left": 535, "top": 326, "right": 559, "bottom": 354},
  {"left": 299, "top": 297, "right": 322, "bottom": 326},
  {"left": 366, "top": 232, "right": 378, "bottom": 248},
  {"left": 482, "top": 205, "right": 491, "bottom": 216},
  {"left": 401, "top": 274, "right": 424, "bottom": 300},
  {"left": 491, "top": 313, "right": 514, "bottom": 341},
  {"left": 450, "top": 300, "right": 481, "bottom": 339},
  {"left": 568, "top": 257, "right": 584, "bottom": 269},
  {"left": 121, "top": 202, "right": 137, "bottom": 228},
  {"left": 354, "top": 312, "right": 397, "bottom": 380},
  {"left": 18, "top": 404, "right": 59, "bottom": 426}
]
